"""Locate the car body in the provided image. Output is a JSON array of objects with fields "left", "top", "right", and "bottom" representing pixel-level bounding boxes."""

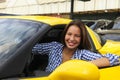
[{"left": 0, "top": 16, "right": 119, "bottom": 80}]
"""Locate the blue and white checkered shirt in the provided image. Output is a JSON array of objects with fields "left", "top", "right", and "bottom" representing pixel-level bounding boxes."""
[{"left": 32, "top": 41, "right": 120, "bottom": 72}]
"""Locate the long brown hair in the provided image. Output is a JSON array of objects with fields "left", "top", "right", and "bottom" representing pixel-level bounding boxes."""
[{"left": 61, "top": 20, "right": 91, "bottom": 50}]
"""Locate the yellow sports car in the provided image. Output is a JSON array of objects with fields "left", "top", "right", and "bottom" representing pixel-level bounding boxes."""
[{"left": 0, "top": 16, "right": 119, "bottom": 80}]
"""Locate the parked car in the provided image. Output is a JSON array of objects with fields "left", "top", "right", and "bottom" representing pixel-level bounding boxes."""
[
  {"left": 96, "top": 17, "right": 120, "bottom": 41},
  {"left": 82, "top": 20, "right": 95, "bottom": 27},
  {"left": 0, "top": 16, "right": 120, "bottom": 80},
  {"left": 83, "top": 19, "right": 112, "bottom": 30}
]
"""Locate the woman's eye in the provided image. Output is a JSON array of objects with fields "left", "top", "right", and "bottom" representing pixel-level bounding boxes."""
[
  {"left": 75, "top": 35, "right": 81, "bottom": 37},
  {"left": 66, "top": 33, "right": 71, "bottom": 36}
]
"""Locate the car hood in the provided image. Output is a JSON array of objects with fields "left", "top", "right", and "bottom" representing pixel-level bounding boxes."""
[{"left": 99, "top": 40, "right": 120, "bottom": 55}]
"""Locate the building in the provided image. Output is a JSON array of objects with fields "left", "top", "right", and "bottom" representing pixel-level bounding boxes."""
[{"left": 0, "top": 0, "right": 120, "bottom": 20}]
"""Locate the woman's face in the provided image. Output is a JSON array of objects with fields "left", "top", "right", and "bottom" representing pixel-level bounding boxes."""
[{"left": 65, "top": 25, "right": 81, "bottom": 50}]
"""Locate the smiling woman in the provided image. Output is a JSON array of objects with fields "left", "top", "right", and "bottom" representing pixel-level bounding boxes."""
[{"left": 32, "top": 20, "right": 120, "bottom": 73}]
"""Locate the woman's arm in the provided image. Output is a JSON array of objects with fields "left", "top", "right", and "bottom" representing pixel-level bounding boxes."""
[
  {"left": 89, "top": 57, "right": 110, "bottom": 67},
  {"left": 81, "top": 50, "right": 120, "bottom": 67},
  {"left": 32, "top": 42, "right": 54, "bottom": 55}
]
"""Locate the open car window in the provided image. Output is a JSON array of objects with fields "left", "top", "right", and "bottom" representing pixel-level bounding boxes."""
[{"left": 40, "top": 25, "right": 65, "bottom": 43}]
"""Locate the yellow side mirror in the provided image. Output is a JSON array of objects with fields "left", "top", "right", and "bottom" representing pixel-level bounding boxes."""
[
  {"left": 49, "top": 60, "right": 100, "bottom": 80},
  {"left": 22, "top": 60, "right": 100, "bottom": 80}
]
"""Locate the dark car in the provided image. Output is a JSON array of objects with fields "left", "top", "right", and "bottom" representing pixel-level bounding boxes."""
[
  {"left": 83, "top": 19, "right": 111, "bottom": 30},
  {"left": 96, "top": 17, "right": 120, "bottom": 41}
]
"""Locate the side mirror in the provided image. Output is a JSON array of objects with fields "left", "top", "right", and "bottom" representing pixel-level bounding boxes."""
[
  {"left": 49, "top": 60, "right": 100, "bottom": 80},
  {"left": 22, "top": 60, "right": 100, "bottom": 80}
]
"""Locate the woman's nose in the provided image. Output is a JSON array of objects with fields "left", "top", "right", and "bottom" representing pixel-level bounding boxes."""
[{"left": 69, "top": 35, "right": 75, "bottom": 40}]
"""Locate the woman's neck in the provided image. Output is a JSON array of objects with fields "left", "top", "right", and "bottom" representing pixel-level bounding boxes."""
[
  {"left": 63, "top": 47, "right": 75, "bottom": 55},
  {"left": 62, "top": 47, "right": 76, "bottom": 63}
]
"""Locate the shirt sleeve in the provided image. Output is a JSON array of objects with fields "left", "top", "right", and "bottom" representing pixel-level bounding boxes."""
[
  {"left": 32, "top": 42, "right": 56, "bottom": 55},
  {"left": 103, "top": 53, "right": 120, "bottom": 66},
  {"left": 81, "top": 49, "right": 120, "bottom": 66},
  {"left": 81, "top": 49, "right": 103, "bottom": 61}
]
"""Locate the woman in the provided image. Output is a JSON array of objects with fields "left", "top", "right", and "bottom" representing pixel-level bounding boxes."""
[{"left": 32, "top": 20, "right": 120, "bottom": 72}]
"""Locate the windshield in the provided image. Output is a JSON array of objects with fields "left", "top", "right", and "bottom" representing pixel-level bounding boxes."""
[{"left": 0, "top": 19, "right": 44, "bottom": 63}]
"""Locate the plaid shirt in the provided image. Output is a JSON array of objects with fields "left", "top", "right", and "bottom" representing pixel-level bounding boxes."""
[{"left": 32, "top": 41, "right": 120, "bottom": 72}]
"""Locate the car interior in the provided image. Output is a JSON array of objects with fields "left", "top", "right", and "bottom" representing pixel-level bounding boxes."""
[{"left": 27, "top": 25, "right": 66, "bottom": 77}]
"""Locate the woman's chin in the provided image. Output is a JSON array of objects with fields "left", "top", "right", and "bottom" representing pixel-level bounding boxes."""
[{"left": 67, "top": 46, "right": 77, "bottom": 50}]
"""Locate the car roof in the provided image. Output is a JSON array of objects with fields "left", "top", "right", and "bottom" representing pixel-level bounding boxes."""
[{"left": 0, "top": 16, "right": 72, "bottom": 26}]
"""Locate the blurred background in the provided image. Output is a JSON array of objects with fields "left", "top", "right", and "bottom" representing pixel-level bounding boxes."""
[{"left": 0, "top": 0, "right": 120, "bottom": 20}]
